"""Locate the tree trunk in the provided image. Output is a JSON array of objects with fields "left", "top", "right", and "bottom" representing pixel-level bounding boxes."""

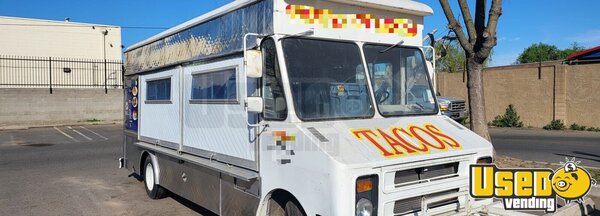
[{"left": 466, "top": 57, "right": 491, "bottom": 140}]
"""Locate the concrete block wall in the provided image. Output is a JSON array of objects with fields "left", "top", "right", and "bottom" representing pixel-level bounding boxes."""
[
  {"left": 436, "top": 61, "right": 600, "bottom": 128},
  {"left": 566, "top": 64, "right": 600, "bottom": 128},
  {"left": 0, "top": 88, "right": 122, "bottom": 128}
]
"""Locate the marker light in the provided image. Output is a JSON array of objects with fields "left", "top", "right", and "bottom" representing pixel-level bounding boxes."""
[
  {"left": 356, "top": 175, "right": 378, "bottom": 216},
  {"left": 356, "top": 179, "right": 373, "bottom": 193}
]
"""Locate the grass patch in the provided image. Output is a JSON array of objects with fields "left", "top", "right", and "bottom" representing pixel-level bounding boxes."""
[
  {"left": 570, "top": 123, "right": 587, "bottom": 131},
  {"left": 587, "top": 127, "right": 600, "bottom": 132},
  {"left": 567, "top": 123, "right": 600, "bottom": 132},
  {"left": 543, "top": 119, "right": 566, "bottom": 130}
]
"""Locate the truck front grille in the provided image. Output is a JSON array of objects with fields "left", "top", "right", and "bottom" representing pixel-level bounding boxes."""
[
  {"left": 393, "top": 162, "right": 459, "bottom": 187},
  {"left": 393, "top": 189, "right": 460, "bottom": 215},
  {"left": 450, "top": 101, "right": 465, "bottom": 111}
]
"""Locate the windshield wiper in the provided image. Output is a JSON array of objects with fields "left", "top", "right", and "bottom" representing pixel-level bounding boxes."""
[{"left": 380, "top": 40, "right": 404, "bottom": 53}]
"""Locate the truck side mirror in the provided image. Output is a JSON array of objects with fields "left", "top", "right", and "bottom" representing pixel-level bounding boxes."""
[
  {"left": 246, "top": 50, "right": 263, "bottom": 78},
  {"left": 424, "top": 47, "right": 434, "bottom": 62},
  {"left": 246, "top": 97, "right": 264, "bottom": 113}
]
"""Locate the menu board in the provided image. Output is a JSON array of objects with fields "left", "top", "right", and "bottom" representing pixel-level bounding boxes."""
[{"left": 124, "top": 76, "right": 138, "bottom": 132}]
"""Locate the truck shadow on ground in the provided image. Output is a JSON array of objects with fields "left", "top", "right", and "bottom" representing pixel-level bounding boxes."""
[
  {"left": 129, "top": 173, "right": 218, "bottom": 216},
  {"left": 169, "top": 193, "right": 219, "bottom": 216}
]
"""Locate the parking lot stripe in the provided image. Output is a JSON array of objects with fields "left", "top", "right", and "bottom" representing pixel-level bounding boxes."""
[
  {"left": 67, "top": 126, "right": 93, "bottom": 141},
  {"left": 79, "top": 126, "right": 108, "bottom": 140},
  {"left": 54, "top": 126, "right": 80, "bottom": 142}
]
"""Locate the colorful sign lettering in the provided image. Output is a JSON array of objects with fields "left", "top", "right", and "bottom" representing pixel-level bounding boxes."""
[
  {"left": 351, "top": 123, "right": 462, "bottom": 158},
  {"left": 285, "top": 4, "right": 418, "bottom": 37}
]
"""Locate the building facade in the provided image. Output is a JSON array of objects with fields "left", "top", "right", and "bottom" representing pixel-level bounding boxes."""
[
  {"left": 0, "top": 17, "right": 124, "bottom": 127},
  {"left": 0, "top": 16, "right": 121, "bottom": 60},
  {"left": 0, "top": 16, "right": 123, "bottom": 89}
]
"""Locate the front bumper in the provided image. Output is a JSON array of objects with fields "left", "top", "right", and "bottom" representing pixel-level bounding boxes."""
[{"left": 441, "top": 110, "right": 467, "bottom": 121}]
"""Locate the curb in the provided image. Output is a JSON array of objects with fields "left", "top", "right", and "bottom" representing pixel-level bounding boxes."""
[
  {"left": 544, "top": 197, "right": 596, "bottom": 216},
  {"left": 0, "top": 121, "right": 123, "bottom": 131},
  {"left": 497, "top": 155, "right": 600, "bottom": 170}
]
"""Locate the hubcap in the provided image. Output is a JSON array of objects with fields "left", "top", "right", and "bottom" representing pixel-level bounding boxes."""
[{"left": 145, "top": 163, "right": 154, "bottom": 191}]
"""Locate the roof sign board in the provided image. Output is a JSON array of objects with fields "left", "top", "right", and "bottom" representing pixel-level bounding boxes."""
[
  {"left": 124, "top": 0, "right": 432, "bottom": 75},
  {"left": 124, "top": 0, "right": 274, "bottom": 74}
]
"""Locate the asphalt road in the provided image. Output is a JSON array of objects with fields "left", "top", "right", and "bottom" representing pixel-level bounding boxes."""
[
  {"left": 1, "top": 124, "right": 599, "bottom": 216},
  {"left": 490, "top": 128, "right": 600, "bottom": 168},
  {"left": 0, "top": 125, "right": 210, "bottom": 216}
]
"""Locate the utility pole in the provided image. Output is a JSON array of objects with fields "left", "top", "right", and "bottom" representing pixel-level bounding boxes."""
[{"left": 102, "top": 29, "right": 108, "bottom": 94}]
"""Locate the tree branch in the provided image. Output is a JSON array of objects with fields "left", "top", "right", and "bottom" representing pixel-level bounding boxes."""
[
  {"left": 458, "top": 0, "right": 477, "bottom": 43},
  {"left": 439, "top": 0, "right": 474, "bottom": 53},
  {"left": 474, "top": 0, "right": 486, "bottom": 39},
  {"left": 478, "top": 0, "right": 502, "bottom": 59}
]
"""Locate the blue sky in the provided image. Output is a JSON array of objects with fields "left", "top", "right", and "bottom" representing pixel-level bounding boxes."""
[
  {"left": 418, "top": 0, "right": 600, "bottom": 65},
  {"left": 1, "top": 0, "right": 599, "bottom": 66}
]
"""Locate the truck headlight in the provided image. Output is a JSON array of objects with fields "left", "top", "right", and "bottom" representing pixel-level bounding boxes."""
[
  {"left": 356, "top": 198, "right": 373, "bottom": 216},
  {"left": 438, "top": 101, "right": 450, "bottom": 111},
  {"left": 439, "top": 105, "right": 449, "bottom": 111},
  {"left": 356, "top": 175, "right": 378, "bottom": 216}
]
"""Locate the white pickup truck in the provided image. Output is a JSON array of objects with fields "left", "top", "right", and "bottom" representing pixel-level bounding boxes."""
[{"left": 438, "top": 96, "right": 467, "bottom": 122}]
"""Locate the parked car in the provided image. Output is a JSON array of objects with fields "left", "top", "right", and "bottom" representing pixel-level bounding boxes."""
[
  {"left": 406, "top": 84, "right": 467, "bottom": 122},
  {"left": 437, "top": 96, "right": 467, "bottom": 121}
]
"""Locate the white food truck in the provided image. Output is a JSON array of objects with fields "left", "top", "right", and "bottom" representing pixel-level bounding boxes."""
[{"left": 120, "top": 0, "right": 496, "bottom": 215}]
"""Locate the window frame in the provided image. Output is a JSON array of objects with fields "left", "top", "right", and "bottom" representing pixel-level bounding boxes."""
[
  {"left": 145, "top": 76, "right": 172, "bottom": 104},
  {"left": 362, "top": 43, "right": 440, "bottom": 118},
  {"left": 189, "top": 67, "right": 239, "bottom": 104},
  {"left": 281, "top": 37, "right": 375, "bottom": 121},
  {"left": 261, "top": 37, "right": 288, "bottom": 121}
]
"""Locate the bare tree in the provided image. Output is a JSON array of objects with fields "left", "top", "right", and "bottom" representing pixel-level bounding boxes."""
[{"left": 438, "top": 0, "right": 502, "bottom": 140}]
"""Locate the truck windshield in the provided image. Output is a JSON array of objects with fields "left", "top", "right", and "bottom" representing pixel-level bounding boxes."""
[
  {"left": 282, "top": 38, "right": 374, "bottom": 120},
  {"left": 363, "top": 44, "right": 438, "bottom": 116}
]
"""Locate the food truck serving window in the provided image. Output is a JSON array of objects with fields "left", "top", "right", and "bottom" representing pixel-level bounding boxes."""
[
  {"left": 363, "top": 44, "right": 438, "bottom": 117},
  {"left": 190, "top": 69, "right": 237, "bottom": 103},
  {"left": 282, "top": 38, "right": 374, "bottom": 121},
  {"left": 146, "top": 78, "right": 171, "bottom": 102}
]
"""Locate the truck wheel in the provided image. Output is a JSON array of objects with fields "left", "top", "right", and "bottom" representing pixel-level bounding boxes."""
[
  {"left": 143, "top": 157, "right": 167, "bottom": 199},
  {"left": 267, "top": 194, "right": 306, "bottom": 216}
]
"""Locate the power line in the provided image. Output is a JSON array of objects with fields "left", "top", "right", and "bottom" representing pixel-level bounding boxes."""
[{"left": 0, "top": 23, "right": 168, "bottom": 30}]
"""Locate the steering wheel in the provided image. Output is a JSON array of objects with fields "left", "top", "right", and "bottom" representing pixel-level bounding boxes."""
[
  {"left": 375, "top": 91, "right": 389, "bottom": 104},
  {"left": 411, "top": 103, "right": 425, "bottom": 112},
  {"left": 375, "top": 81, "right": 390, "bottom": 104}
]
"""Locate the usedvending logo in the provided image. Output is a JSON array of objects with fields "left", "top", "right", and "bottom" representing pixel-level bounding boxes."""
[{"left": 470, "top": 158, "right": 597, "bottom": 212}]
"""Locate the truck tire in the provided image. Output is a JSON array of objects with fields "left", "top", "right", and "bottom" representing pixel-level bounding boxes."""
[
  {"left": 267, "top": 193, "right": 306, "bottom": 216},
  {"left": 143, "top": 157, "right": 167, "bottom": 199}
]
